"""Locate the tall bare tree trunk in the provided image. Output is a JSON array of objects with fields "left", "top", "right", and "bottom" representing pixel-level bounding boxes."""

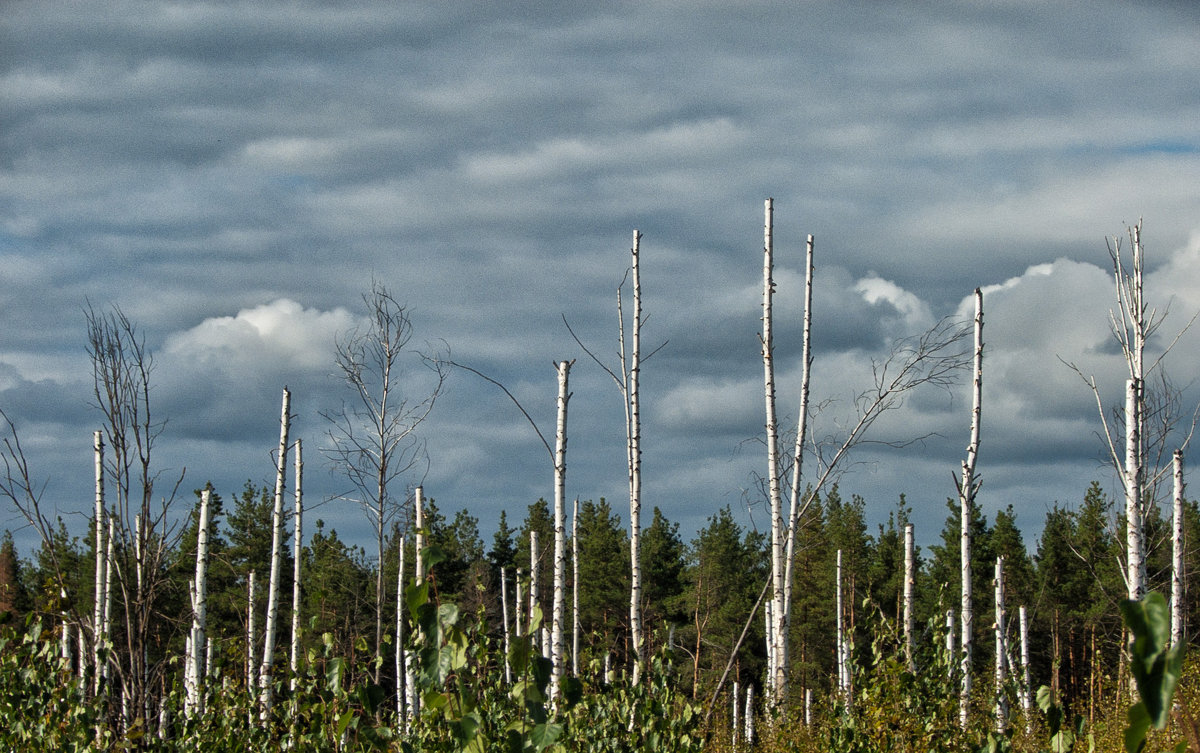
[
  {"left": 289, "top": 439, "right": 303, "bottom": 692},
  {"left": 959, "top": 288, "right": 984, "bottom": 729},
  {"left": 259, "top": 387, "right": 291, "bottom": 714},
  {"left": 396, "top": 536, "right": 406, "bottom": 717},
  {"left": 500, "top": 566, "right": 511, "bottom": 684},
  {"left": 530, "top": 530, "right": 541, "bottom": 651},
  {"left": 185, "top": 488, "right": 211, "bottom": 718},
  {"left": 1172, "top": 449, "right": 1185, "bottom": 647},
  {"left": 102, "top": 516, "right": 114, "bottom": 691},
  {"left": 994, "top": 556, "right": 1007, "bottom": 734},
  {"left": 1125, "top": 378, "right": 1145, "bottom": 602},
  {"left": 92, "top": 431, "right": 106, "bottom": 698},
  {"left": 760, "top": 198, "right": 787, "bottom": 704},
  {"left": 836, "top": 548, "right": 845, "bottom": 702},
  {"left": 246, "top": 571, "right": 257, "bottom": 692},
  {"left": 623, "top": 230, "right": 646, "bottom": 684},
  {"left": 515, "top": 568, "right": 524, "bottom": 637},
  {"left": 415, "top": 486, "right": 425, "bottom": 582},
  {"left": 781, "top": 233, "right": 815, "bottom": 700},
  {"left": 903, "top": 522, "right": 915, "bottom": 672},
  {"left": 551, "top": 360, "right": 571, "bottom": 700},
  {"left": 1019, "top": 605, "right": 1032, "bottom": 733}
]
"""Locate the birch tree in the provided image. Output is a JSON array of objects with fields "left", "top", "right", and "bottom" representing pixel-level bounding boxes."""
[
  {"left": 289, "top": 438, "right": 303, "bottom": 692},
  {"left": 259, "top": 387, "right": 291, "bottom": 713},
  {"left": 551, "top": 359, "right": 571, "bottom": 699},
  {"left": 322, "top": 281, "right": 446, "bottom": 681},
  {"left": 958, "top": 288, "right": 984, "bottom": 729},
  {"left": 185, "top": 489, "right": 212, "bottom": 718},
  {"left": 1172, "top": 448, "right": 1185, "bottom": 647},
  {"left": 92, "top": 431, "right": 107, "bottom": 697},
  {"left": 564, "top": 230, "right": 663, "bottom": 683},
  {"left": 759, "top": 198, "right": 787, "bottom": 705}
]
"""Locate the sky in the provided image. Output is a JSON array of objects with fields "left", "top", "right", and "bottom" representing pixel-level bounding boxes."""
[{"left": 3, "top": 2, "right": 1200, "bottom": 561}]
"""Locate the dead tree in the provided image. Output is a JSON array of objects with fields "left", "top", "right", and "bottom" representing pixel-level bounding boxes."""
[{"left": 321, "top": 281, "right": 447, "bottom": 682}]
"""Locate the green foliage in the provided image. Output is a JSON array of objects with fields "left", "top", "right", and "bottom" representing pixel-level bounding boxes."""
[
  {"left": 0, "top": 617, "right": 108, "bottom": 751},
  {"left": 1120, "top": 592, "right": 1187, "bottom": 753}
]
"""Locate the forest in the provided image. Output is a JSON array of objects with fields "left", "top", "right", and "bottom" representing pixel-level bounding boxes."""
[{"left": 1, "top": 212, "right": 1198, "bottom": 752}]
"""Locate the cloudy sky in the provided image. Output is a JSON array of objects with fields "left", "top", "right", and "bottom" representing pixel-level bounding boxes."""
[{"left": 3, "top": 2, "right": 1200, "bottom": 559}]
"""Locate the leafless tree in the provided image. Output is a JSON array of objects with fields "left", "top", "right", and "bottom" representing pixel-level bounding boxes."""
[
  {"left": 321, "top": 281, "right": 447, "bottom": 682},
  {"left": 86, "top": 304, "right": 184, "bottom": 735}
]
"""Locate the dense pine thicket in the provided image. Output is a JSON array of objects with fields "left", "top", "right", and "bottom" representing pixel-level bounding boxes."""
[{"left": 3, "top": 480, "right": 1198, "bottom": 741}]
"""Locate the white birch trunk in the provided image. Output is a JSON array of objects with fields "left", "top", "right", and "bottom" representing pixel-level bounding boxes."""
[
  {"left": 903, "top": 522, "right": 915, "bottom": 672},
  {"left": 551, "top": 360, "right": 570, "bottom": 700},
  {"left": 571, "top": 497, "right": 580, "bottom": 678},
  {"left": 289, "top": 439, "right": 303, "bottom": 692},
  {"left": 1172, "top": 449, "right": 1185, "bottom": 646},
  {"left": 396, "top": 536, "right": 407, "bottom": 718},
  {"left": 102, "top": 516, "right": 114, "bottom": 688},
  {"left": 530, "top": 530, "right": 541, "bottom": 652},
  {"left": 1125, "top": 378, "right": 1145, "bottom": 602},
  {"left": 414, "top": 486, "right": 425, "bottom": 582},
  {"left": 246, "top": 570, "right": 257, "bottom": 692},
  {"left": 781, "top": 233, "right": 815, "bottom": 702},
  {"left": 835, "top": 549, "right": 845, "bottom": 699},
  {"left": 946, "top": 608, "right": 956, "bottom": 683},
  {"left": 744, "top": 684, "right": 754, "bottom": 746},
  {"left": 92, "top": 430, "right": 106, "bottom": 696},
  {"left": 500, "top": 565, "right": 512, "bottom": 684},
  {"left": 622, "top": 230, "right": 646, "bottom": 684},
  {"left": 960, "top": 288, "right": 984, "bottom": 729},
  {"left": 515, "top": 568, "right": 524, "bottom": 637},
  {"left": 1019, "top": 605, "right": 1032, "bottom": 733},
  {"left": 760, "top": 198, "right": 787, "bottom": 703},
  {"left": 259, "top": 387, "right": 291, "bottom": 713},
  {"left": 994, "top": 556, "right": 1007, "bottom": 734},
  {"left": 186, "top": 489, "right": 212, "bottom": 717}
]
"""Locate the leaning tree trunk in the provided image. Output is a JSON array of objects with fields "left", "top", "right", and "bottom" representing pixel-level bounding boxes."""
[
  {"left": 259, "top": 387, "right": 292, "bottom": 714},
  {"left": 1172, "top": 449, "right": 1185, "bottom": 647},
  {"left": 781, "top": 232, "right": 815, "bottom": 700},
  {"left": 551, "top": 359, "right": 571, "bottom": 700},
  {"left": 959, "top": 288, "right": 983, "bottom": 730},
  {"left": 289, "top": 439, "right": 303, "bottom": 692},
  {"left": 759, "top": 198, "right": 787, "bottom": 703},
  {"left": 185, "top": 489, "right": 212, "bottom": 718}
]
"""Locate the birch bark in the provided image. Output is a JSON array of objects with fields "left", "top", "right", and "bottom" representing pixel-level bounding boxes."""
[
  {"left": 92, "top": 431, "right": 106, "bottom": 697},
  {"left": 759, "top": 198, "right": 787, "bottom": 702},
  {"left": 781, "top": 233, "right": 815, "bottom": 699},
  {"left": 959, "top": 289, "right": 983, "bottom": 729},
  {"left": 259, "top": 387, "right": 291, "bottom": 713},
  {"left": 903, "top": 523, "right": 915, "bottom": 671},
  {"left": 186, "top": 489, "right": 211, "bottom": 717},
  {"left": 551, "top": 359, "right": 570, "bottom": 699},
  {"left": 994, "top": 556, "right": 1007, "bottom": 734},
  {"left": 289, "top": 439, "right": 303, "bottom": 692},
  {"left": 1172, "top": 449, "right": 1185, "bottom": 647}
]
